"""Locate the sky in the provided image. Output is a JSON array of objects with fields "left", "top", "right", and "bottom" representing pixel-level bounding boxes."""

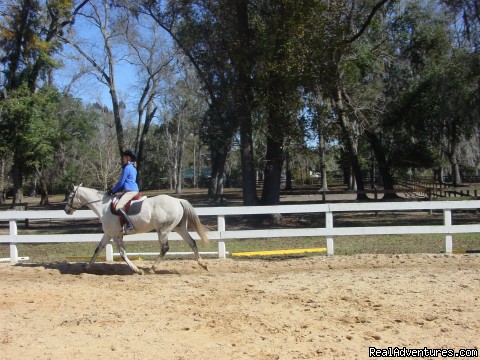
[
  {"left": 53, "top": 6, "right": 151, "bottom": 112},
  {"left": 54, "top": 56, "right": 137, "bottom": 108}
]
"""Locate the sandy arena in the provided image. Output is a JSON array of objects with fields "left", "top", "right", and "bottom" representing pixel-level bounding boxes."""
[{"left": 1, "top": 254, "right": 479, "bottom": 359}]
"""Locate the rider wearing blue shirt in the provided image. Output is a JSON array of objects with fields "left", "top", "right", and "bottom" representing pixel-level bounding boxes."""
[{"left": 108, "top": 149, "right": 139, "bottom": 234}]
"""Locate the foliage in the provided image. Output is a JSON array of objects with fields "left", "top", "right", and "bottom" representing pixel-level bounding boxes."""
[
  {"left": 384, "top": 1, "right": 480, "bottom": 175},
  {"left": 0, "top": 0, "right": 76, "bottom": 92},
  {"left": 0, "top": 85, "right": 61, "bottom": 174},
  {"left": 52, "top": 96, "right": 101, "bottom": 192},
  {"left": 2, "top": 0, "right": 480, "bottom": 204},
  {"left": 0, "top": 85, "right": 101, "bottom": 194}
]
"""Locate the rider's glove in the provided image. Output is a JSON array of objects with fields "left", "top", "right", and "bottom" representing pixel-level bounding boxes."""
[{"left": 107, "top": 189, "right": 113, "bottom": 196}]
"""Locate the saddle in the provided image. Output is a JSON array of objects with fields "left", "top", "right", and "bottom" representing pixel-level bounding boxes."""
[{"left": 110, "top": 193, "right": 146, "bottom": 216}]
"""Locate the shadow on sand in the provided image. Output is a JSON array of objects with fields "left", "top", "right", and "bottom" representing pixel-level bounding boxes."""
[{"left": 13, "top": 261, "right": 180, "bottom": 276}]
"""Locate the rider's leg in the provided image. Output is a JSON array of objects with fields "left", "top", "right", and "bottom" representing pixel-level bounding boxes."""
[
  {"left": 117, "top": 208, "right": 134, "bottom": 234},
  {"left": 115, "top": 191, "right": 138, "bottom": 234}
]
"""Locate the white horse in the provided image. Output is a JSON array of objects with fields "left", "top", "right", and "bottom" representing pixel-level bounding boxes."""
[{"left": 64, "top": 185, "right": 209, "bottom": 274}]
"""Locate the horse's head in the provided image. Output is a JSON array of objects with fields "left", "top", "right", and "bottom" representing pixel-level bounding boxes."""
[{"left": 64, "top": 183, "right": 83, "bottom": 215}]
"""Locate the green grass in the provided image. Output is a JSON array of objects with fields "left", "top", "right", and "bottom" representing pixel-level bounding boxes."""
[
  {"left": 223, "top": 233, "right": 480, "bottom": 256},
  {"left": 1, "top": 233, "right": 479, "bottom": 263}
]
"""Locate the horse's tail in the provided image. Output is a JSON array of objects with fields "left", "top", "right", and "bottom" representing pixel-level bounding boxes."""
[{"left": 180, "top": 199, "right": 209, "bottom": 245}]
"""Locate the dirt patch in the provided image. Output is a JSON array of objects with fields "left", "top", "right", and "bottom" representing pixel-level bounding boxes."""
[{"left": 1, "top": 254, "right": 479, "bottom": 359}]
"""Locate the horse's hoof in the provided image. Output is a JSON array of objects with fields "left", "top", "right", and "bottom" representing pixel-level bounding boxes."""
[
  {"left": 135, "top": 269, "right": 144, "bottom": 275},
  {"left": 198, "top": 261, "right": 208, "bottom": 271}
]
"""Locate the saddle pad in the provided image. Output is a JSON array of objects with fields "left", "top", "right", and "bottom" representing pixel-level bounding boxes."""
[{"left": 111, "top": 193, "right": 146, "bottom": 215}]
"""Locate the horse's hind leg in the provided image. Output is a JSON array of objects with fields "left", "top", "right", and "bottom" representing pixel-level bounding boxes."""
[
  {"left": 151, "top": 232, "right": 169, "bottom": 273},
  {"left": 114, "top": 236, "right": 143, "bottom": 275},
  {"left": 176, "top": 226, "right": 208, "bottom": 271},
  {"left": 86, "top": 234, "right": 110, "bottom": 271}
]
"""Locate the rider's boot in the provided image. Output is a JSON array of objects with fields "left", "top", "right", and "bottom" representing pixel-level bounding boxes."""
[{"left": 118, "top": 208, "right": 135, "bottom": 234}]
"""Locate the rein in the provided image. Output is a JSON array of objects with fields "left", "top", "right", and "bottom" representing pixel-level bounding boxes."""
[
  {"left": 68, "top": 198, "right": 104, "bottom": 210},
  {"left": 67, "top": 186, "right": 107, "bottom": 210}
]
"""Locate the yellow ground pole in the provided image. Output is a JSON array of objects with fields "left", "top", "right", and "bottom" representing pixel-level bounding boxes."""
[
  {"left": 452, "top": 249, "right": 480, "bottom": 254},
  {"left": 231, "top": 247, "right": 327, "bottom": 257}
]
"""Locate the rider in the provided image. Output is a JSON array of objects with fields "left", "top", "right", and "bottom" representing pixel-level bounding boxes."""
[{"left": 108, "top": 149, "right": 139, "bottom": 234}]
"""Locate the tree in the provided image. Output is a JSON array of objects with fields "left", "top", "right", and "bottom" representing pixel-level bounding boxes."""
[
  {"left": 59, "top": 0, "right": 129, "bottom": 156},
  {"left": 441, "top": 0, "right": 480, "bottom": 51},
  {"left": 253, "top": 0, "right": 312, "bottom": 206},
  {"left": 301, "top": 0, "right": 391, "bottom": 200},
  {"left": 378, "top": 0, "right": 480, "bottom": 186},
  {"left": 231, "top": 0, "right": 257, "bottom": 205},
  {"left": 390, "top": 51, "right": 480, "bottom": 186},
  {"left": 303, "top": 92, "right": 337, "bottom": 191},
  {"left": 0, "top": 86, "right": 62, "bottom": 204},
  {"left": 123, "top": 15, "right": 177, "bottom": 187},
  {"left": 139, "top": 0, "right": 258, "bottom": 204},
  {"left": 0, "top": 0, "right": 88, "bottom": 203},
  {"left": 83, "top": 104, "right": 119, "bottom": 190},
  {"left": 53, "top": 96, "right": 101, "bottom": 193},
  {"left": 154, "top": 66, "right": 206, "bottom": 193}
]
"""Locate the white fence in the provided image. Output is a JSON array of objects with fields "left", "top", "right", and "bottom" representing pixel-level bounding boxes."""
[{"left": 1, "top": 200, "right": 480, "bottom": 262}]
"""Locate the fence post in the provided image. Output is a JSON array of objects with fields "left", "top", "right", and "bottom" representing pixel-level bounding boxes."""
[
  {"left": 9, "top": 220, "right": 18, "bottom": 263},
  {"left": 427, "top": 189, "right": 433, "bottom": 215},
  {"left": 106, "top": 243, "right": 114, "bottom": 261},
  {"left": 325, "top": 212, "right": 334, "bottom": 255},
  {"left": 217, "top": 215, "right": 226, "bottom": 258},
  {"left": 443, "top": 209, "right": 452, "bottom": 254}
]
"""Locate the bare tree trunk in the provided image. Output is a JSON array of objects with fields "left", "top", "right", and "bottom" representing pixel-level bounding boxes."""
[
  {"left": 209, "top": 143, "right": 228, "bottom": 200},
  {"left": 135, "top": 103, "right": 156, "bottom": 189},
  {"left": 447, "top": 127, "right": 462, "bottom": 187},
  {"left": 235, "top": 1, "right": 257, "bottom": 206},
  {"left": 60, "top": 0, "right": 126, "bottom": 155},
  {"left": 318, "top": 123, "right": 328, "bottom": 191},
  {"left": 365, "top": 130, "right": 399, "bottom": 199},
  {"left": 175, "top": 141, "right": 184, "bottom": 194},
  {"left": 350, "top": 169, "right": 357, "bottom": 190},
  {"left": 284, "top": 151, "right": 293, "bottom": 191},
  {"left": 333, "top": 87, "right": 367, "bottom": 200},
  {"left": 0, "top": 157, "right": 5, "bottom": 204},
  {"left": 39, "top": 177, "right": 49, "bottom": 206},
  {"left": 261, "top": 135, "right": 283, "bottom": 205},
  {"left": 12, "top": 163, "right": 23, "bottom": 204}
]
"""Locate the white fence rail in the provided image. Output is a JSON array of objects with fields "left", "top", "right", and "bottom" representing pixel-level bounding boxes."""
[{"left": 1, "top": 200, "right": 480, "bottom": 262}]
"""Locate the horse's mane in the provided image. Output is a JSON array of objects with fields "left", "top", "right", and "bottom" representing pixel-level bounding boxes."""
[{"left": 80, "top": 185, "right": 106, "bottom": 198}]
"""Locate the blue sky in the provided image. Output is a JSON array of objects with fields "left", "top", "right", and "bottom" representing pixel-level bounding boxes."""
[
  {"left": 53, "top": 6, "right": 146, "bottom": 111},
  {"left": 54, "top": 56, "right": 136, "bottom": 108}
]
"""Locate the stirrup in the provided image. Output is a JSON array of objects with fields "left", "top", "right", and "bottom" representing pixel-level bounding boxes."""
[
  {"left": 118, "top": 208, "right": 134, "bottom": 234},
  {"left": 123, "top": 224, "right": 135, "bottom": 235}
]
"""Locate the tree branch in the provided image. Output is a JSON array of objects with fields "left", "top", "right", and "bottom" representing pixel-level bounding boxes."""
[{"left": 346, "top": 0, "right": 391, "bottom": 44}]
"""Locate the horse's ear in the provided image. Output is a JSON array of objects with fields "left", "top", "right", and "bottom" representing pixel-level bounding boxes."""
[{"left": 79, "top": 182, "right": 83, "bottom": 187}]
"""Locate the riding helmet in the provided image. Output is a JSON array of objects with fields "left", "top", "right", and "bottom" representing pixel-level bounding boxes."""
[{"left": 122, "top": 149, "right": 136, "bottom": 161}]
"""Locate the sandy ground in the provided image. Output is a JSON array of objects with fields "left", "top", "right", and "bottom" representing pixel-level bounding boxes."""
[{"left": 1, "top": 254, "right": 479, "bottom": 360}]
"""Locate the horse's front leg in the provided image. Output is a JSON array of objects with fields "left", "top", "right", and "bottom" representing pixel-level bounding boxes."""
[
  {"left": 114, "top": 236, "right": 143, "bottom": 275},
  {"left": 85, "top": 234, "right": 111, "bottom": 271}
]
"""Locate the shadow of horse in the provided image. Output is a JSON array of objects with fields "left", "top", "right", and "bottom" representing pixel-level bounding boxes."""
[{"left": 13, "top": 262, "right": 180, "bottom": 276}]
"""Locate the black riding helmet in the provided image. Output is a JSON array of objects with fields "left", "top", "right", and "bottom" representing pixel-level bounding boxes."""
[{"left": 122, "top": 149, "right": 136, "bottom": 161}]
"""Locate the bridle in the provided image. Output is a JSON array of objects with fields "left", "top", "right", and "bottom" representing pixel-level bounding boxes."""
[{"left": 66, "top": 186, "right": 104, "bottom": 211}]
